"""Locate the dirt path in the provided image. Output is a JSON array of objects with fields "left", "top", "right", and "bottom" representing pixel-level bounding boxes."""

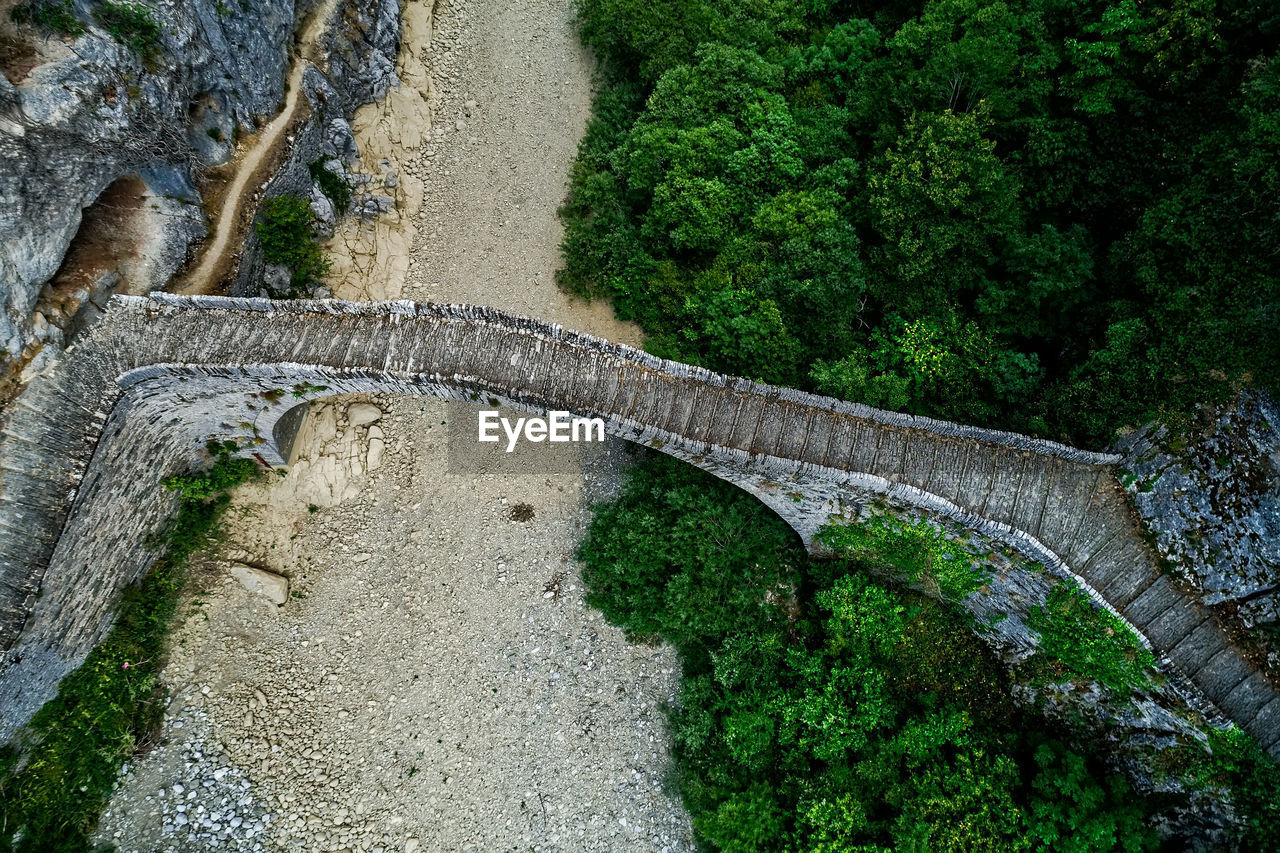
[
  {"left": 174, "top": 0, "right": 336, "bottom": 295},
  {"left": 97, "top": 0, "right": 692, "bottom": 850}
]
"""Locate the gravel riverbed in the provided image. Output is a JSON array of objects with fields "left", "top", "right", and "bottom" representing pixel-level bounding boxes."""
[{"left": 98, "top": 397, "right": 693, "bottom": 852}]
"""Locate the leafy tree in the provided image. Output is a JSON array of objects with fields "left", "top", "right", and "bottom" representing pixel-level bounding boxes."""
[
  {"left": 1198, "top": 726, "right": 1280, "bottom": 850},
  {"left": 577, "top": 454, "right": 800, "bottom": 664},
  {"left": 309, "top": 157, "right": 352, "bottom": 213},
  {"left": 1024, "top": 739, "right": 1152, "bottom": 852},
  {"left": 811, "top": 312, "right": 1041, "bottom": 426},
  {"left": 681, "top": 288, "right": 803, "bottom": 384},
  {"left": 866, "top": 108, "right": 1021, "bottom": 314}
]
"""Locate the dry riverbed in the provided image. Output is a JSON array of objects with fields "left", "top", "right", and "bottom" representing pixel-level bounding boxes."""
[
  {"left": 96, "top": 0, "right": 693, "bottom": 847},
  {"left": 98, "top": 399, "right": 690, "bottom": 852}
]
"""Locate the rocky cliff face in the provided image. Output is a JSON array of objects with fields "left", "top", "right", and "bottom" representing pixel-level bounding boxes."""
[
  {"left": 232, "top": 0, "right": 402, "bottom": 298},
  {"left": 1117, "top": 392, "right": 1280, "bottom": 632},
  {"left": 0, "top": 0, "right": 399, "bottom": 384}
]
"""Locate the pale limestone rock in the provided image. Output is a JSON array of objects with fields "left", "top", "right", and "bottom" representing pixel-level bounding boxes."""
[
  {"left": 346, "top": 403, "right": 383, "bottom": 426},
  {"left": 228, "top": 563, "right": 289, "bottom": 606},
  {"left": 367, "top": 425, "right": 386, "bottom": 469}
]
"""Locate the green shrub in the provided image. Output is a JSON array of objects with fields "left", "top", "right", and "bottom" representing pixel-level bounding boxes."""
[
  {"left": 0, "top": 448, "right": 257, "bottom": 851},
  {"left": 817, "top": 513, "right": 990, "bottom": 601},
  {"left": 1023, "top": 584, "right": 1156, "bottom": 693},
  {"left": 308, "top": 158, "right": 352, "bottom": 214},
  {"left": 9, "top": 0, "right": 84, "bottom": 36},
  {"left": 162, "top": 450, "right": 258, "bottom": 503},
  {"left": 290, "top": 381, "right": 329, "bottom": 399},
  {"left": 1197, "top": 727, "right": 1280, "bottom": 850},
  {"left": 577, "top": 454, "right": 800, "bottom": 666},
  {"left": 255, "top": 195, "right": 331, "bottom": 294},
  {"left": 94, "top": 1, "right": 161, "bottom": 58}
]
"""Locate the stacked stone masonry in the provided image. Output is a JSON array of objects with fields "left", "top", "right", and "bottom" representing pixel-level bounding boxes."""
[{"left": 1, "top": 294, "right": 1276, "bottom": 757}]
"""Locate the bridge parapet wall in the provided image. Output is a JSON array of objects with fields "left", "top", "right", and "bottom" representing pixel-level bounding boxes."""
[{"left": 0, "top": 294, "right": 1275, "bottom": 756}]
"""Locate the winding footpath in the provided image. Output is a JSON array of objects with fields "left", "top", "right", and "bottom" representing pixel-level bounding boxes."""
[{"left": 174, "top": 0, "right": 337, "bottom": 295}]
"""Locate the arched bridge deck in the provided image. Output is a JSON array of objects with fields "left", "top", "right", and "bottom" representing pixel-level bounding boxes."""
[{"left": 1, "top": 294, "right": 1276, "bottom": 755}]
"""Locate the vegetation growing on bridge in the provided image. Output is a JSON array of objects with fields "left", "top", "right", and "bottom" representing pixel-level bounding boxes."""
[
  {"left": 0, "top": 447, "right": 258, "bottom": 851},
  {"left": 561, "top": 0, "right": 1280, "bottom": 449},
  {"left": 819, "top": 510, "right": 1160, "bottom": 693},
  {"left": 579, "top": 456, "right": 1159, "bottom": 851},
  {"left": 1023, "top": 583, "right": 1156, "bottom": 693},
  {"left": 817, "top": 511, "right": 990, "bottom": 601}
]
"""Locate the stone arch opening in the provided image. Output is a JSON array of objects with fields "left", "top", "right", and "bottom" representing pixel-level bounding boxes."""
[{"left": 272, "top": 401, "right": 312, "bottom": 465}]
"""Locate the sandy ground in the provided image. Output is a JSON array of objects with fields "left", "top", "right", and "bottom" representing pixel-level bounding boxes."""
[
  {"left": 324, "top": 0, "right": 638, "bottom": 343},
  {"left": 98, "top": 398, "right": 690, "bottom": 852},
  {"left": 97, "top": 0, "right": 693, "bottom": 849}
]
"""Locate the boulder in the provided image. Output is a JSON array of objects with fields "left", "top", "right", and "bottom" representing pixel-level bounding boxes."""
[
  {"left": 346, "top": 402, "right": 383, "bottom": 426},
  {"left": 228, "top": 563, "right": 289, "bottom": 606}
]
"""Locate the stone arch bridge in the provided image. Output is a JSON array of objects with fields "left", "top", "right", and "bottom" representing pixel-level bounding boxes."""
[{"left": 1, "top": 294, "right": 1277, "bottom": 756}]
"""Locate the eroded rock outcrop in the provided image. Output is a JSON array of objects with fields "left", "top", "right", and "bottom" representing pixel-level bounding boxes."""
[
  {"left": 1116, "top": 392, "right": 1280, "bottom": 630},
  {"left": 0, "top": 0, "right": 400, "bottom": 382},
  {"left": 1, "top": 0, "right": 294, "bottom": 364},
  {"left": 231, "top": 0, "right": 402, "bottom": 298}
]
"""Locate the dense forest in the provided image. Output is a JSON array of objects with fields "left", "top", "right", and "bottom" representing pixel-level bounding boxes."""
[
  {"left": 561, "top": 0, "right": 1280, "bottom": 448},
  {"left": 564, "top": 0, "right": 1280, "bottom": 849},
  {"left": 579, "top": 456, "right": 1280, "bottom": 850}
]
